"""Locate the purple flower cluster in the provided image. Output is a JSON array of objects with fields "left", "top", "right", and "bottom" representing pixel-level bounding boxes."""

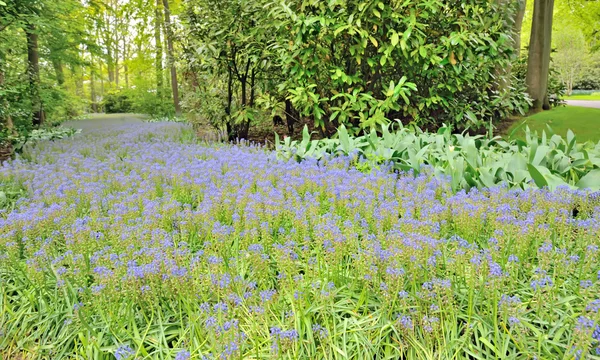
[{"left": 1, "top": 123, "right": 599, "bottom": 358}]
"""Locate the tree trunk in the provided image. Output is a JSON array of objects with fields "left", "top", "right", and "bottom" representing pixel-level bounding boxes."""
[
  {"left": 226, "top": 66, "right": 234, "bottom": 141},
  {"left": 155, "top": 0, "right": 164, "bottom": 97},
  {"left": 91, "top": 56, "right": 97, "bottom": 112},
  {"left": 162, "top": 0, "right": 181, "bottom": 116},
  {"left": 526, "top": 0, "right": 554, "bottom": 112},
  {"left": 124, "top": 41, "right": 130, "bottom": 89},
  {"left": 115, "top": 35, "right": 120, "bottom": 87},
  {"left": 26, "top": 23, "right": 45, "bottom": 126},
  {"left": 513, "top": 0, "right": 527, "bottom": 57},
  {"left": 107, "top": 46, "right": 115, "bottom": 84},
  {"left": 285, "top": 99, "right": 298, "bottom": 136},
  {"left": 100, "top": 61, "right": 105, "bottom": 99},
  {"left": 52, "top": 59, "right": 65, "bottom": 87},
  {"left": 72, "top": 64, "right": 84, "bottom": 97}
]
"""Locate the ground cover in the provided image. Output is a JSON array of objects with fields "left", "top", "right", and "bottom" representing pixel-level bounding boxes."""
[
  {"left": 508, "top": 106, "right": 600, "bottom": 143},
  {"left": 1, "top": 123, "right": 600, "bottom": 359}
]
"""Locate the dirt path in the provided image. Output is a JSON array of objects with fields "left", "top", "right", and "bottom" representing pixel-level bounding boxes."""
[
  {"left": 566, "top": 100, "right": 600, "bottom": 109},
  {"left": 63, "top": 113, "right": 146, "bottom": 133}
]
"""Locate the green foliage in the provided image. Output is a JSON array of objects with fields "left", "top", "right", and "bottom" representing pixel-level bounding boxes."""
[
  {"left": 102, "top": 90, "right": 133, "bottom": 114},
  {"left": 276, "top": 124, "right": 600, "bottom": 191},
  {"left": 5, "top": 126, "right": 81, "bottom": 154},
  {"left": 274, "top": 0, "right": 525, "bottom": 132},
  {"left": 0, "top": 178, "right": 26, "bottom": 211},
  {"left": 513, "top": 56, "right": 565, "bottom": 107},
  {"left": 573, "top": 67, "right": 600, "bottom": 91}
]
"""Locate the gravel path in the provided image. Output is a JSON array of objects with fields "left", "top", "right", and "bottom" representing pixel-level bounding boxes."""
[
  {"left": 63, "top": 113, "right": 146, "bottom": 133},
  {"left": 565, "top": 100, "right": 600, "bottom": 109}
]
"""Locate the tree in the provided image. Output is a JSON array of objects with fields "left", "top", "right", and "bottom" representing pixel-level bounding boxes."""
[
  {"left": 512, "top": 0, "right": 527, "bottom": 57},
  {"left": 26, "top": 23, "right": 45, "bottom": 126},
  {"left": 554, "top": 27, "right": 588, "bottom": 95},
  {"left": 154, "top": 0, "right": 163, "bottom": 96},
  {"left": 162, "top": 0, "right": 180, "bottom": 115},
  {"left": 526, "top": 0, "right": 554, "bottom": 111}
]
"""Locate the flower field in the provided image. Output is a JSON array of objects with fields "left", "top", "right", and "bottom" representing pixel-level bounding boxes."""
[{"left": 1, "top": 123, "right": 600, "bottom": 359}]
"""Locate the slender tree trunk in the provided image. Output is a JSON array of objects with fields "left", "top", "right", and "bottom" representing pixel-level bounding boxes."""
[
  {"left": 72, "top": 64, "right": 84, "bottom": 97},
  {"left": 115, "top": 36, "right": 120, "bottom": 87},
  {"left": 52, "top": 59, "right": 65, "bottom": 87},
  {"left": 226, "top": 66, "right": 234, "bottom": 141},
  {"left": 107, "top": 46, "right": 115, "bottom": 84},
  {"left": 98, "top": 60, "right": 104, "bottom": 112},
  {"left": 541, "top": 0, "right": 553, "bottom": 110},
  {"left": 162, "top": 0, "right": 181, "bottom": 115},
  {"left": 285, "top": 99, "right": 297, "bottom": 136},
  {"left": 26, "top": 23, "right": 45, "bottom": 126},
  {"left": 91, "top": 56, "right": 97, "bottom": 112},
  {"left": 124, "top": 41, "right": 130, "bottom": 89},
  {"left": 513, "top": 0, "right": 527, "bottom": 57},
  {"left": 526, "top": 0, "right": 554, "bottom": 112},
  {"left": 155, "top": 0, "right": 164, "bottom": 97}
]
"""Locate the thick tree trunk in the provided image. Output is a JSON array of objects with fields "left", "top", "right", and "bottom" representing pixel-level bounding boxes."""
[
  {"left": 155, "top": 0, "right": 164, "bottom": 97},
  {"left": 526, "top": 0, "right": 554, "bottom": 112},
  {"left": 162, "top": 0, "right": 181, "bottom": 115},
  {"left": 26, "top": 23, "right": 45, "bottom": 126}
]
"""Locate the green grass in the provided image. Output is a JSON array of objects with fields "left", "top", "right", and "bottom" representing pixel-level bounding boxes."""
[
  {"left": 564, "top": 93, "right": 600, "bottom": 100},
  {"left": 507, "top": 105, "right": 600, "bottom": 143}
]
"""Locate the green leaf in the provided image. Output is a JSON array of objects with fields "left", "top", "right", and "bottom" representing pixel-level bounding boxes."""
[
  {"left": 338, "top": 125, "right": 351, "bottom": 154},
  {"left": 576, "top": 169, "right": 600, "bottom": 190},
  {"left": 527, "top": 164, "right": 548, "bottom": 188},
  {"left": 390, "top": 32, "right": 399, "bottom": 47}
]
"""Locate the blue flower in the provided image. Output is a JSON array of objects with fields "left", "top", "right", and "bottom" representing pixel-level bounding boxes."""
[
  {"left": 115, "top": 345, "right": 134, "bottom": 360},
  {"left": 175, "top": 350, "right": 190, "bottom": 360}
]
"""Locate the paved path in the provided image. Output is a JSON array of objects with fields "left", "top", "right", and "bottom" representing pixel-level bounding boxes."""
[
  {"left": 63, "top": 113, "right": 145, "bottom": 133},
  {"left": 566, "top": 100, "right": 600, "bottom": 109}
]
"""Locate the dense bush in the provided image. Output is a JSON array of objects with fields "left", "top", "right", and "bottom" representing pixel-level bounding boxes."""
[
  {"left": 573, "top": 68, "right": 600, "bottom": 91},
  {"left": 277, "top": 0, "right": 528, "bottom": 132},
  {"left": 276, "top": 124, "right": 600, "bottom": 191},
  {"left": 182, "top": 0, "right": 534, "bottom": 139},
  {"left": 1, "top": 124, "right": 600, "bottom": 359},
  {"left": 102, "top": 90, "right": 133, "bottom": 114}
]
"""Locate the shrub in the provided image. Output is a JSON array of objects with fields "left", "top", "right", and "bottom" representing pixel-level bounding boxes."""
[
  {"left": 102, "top": 90, "right": 133, "bottom": 114},
  {"left": 277, "top": 0, "right": 526, "bottom": 132}
]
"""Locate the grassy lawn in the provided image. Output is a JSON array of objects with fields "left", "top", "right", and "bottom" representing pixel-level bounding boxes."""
[
  {"left": 565, "top": 94, "right": 600, "bottom": 100},
  {"left": 507, "top": 105, "right": 600, "bottom": 143}
]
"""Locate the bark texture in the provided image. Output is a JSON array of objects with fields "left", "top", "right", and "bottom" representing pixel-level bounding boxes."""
[
  {"left": 155, "top": 0, "right": 164, "bottom": 97},
  {"left": 26, "top": 23, "right": 45, "bottom": 126},
  {"left": 162, "top": 0, "right": 181, "bottom": 115},
  {"left": 526, "top": 0, "right": 554, "bottom": 111}
]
